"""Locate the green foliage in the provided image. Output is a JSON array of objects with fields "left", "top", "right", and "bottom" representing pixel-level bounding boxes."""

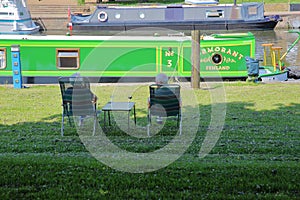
[
  {"left": 0, "top": 83, "right": 299, "bottom": 199},
  {"left": 77, "top": 0, "right": 85, "bottom": 5}
]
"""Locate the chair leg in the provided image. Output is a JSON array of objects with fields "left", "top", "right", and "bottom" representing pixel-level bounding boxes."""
[
  {"left": 179, "top": 115, "right": 182, "bottom": 136},
  {"left": 61, "top": 114, "right": 64, "bottom": 136},
  {"left": 147, "top": 113, "right": 151, "bottom": 137},
  {"left": 147, "top": 124, "right": 150, "bottom": 137},
  {"left": 67, "top": 115, "right": 72, "bottom": 126},
  {"left": 93, "top": 115, "right": 96, "bottom": 136}
]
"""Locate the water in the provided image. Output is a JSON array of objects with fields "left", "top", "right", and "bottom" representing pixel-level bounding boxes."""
[{"left": 253, "top": 30, "right": 300, "bottom": 68}]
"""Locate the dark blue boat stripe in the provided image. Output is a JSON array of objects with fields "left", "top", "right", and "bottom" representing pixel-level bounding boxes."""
[{"left": 0, "top": 18, "right": 33, "bottom": 23}]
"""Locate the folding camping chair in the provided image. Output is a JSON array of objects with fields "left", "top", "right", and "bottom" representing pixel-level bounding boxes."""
[
  {"left": 147, "top": 84, "right": 182, "bottom": 136},
  {"left": 58, "top": 76, "right": 98, "bottom": 136}
]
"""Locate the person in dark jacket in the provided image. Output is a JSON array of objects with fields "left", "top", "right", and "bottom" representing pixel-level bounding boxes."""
[
  {"left": 64, "top": 74, "right": 97, "bottom": 125},
  {"left": 151, "top": 73, "right": 179, "bottom": 124}
]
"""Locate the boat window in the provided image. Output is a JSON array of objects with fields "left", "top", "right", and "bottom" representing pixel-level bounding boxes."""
[
  {"left": 0, "top": 49, "right": 6, "bottom": 69},
  {"left": 206, "top": 10, "right": 224, "bottom": 18},
  {"left": 56, "top": 49, "right": 80, "bottom": 69},
  {"left": 247, "top": 6, "right": 258, "bottom": 15},
  {"left": 0, "top": 12, "right": 14, "bottom": 16}
]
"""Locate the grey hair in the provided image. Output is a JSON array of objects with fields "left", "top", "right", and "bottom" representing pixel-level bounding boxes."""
[
  {"left": 69, "top": 73, "right": 82, "bottom": 85},
  {"left": 155, "top": 73, "right": 168, "bottom": 84}
]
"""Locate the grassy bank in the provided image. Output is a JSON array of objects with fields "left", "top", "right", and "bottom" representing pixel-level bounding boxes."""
[{"left": 0, "top": 82, "right": 299, "bottom": 199}]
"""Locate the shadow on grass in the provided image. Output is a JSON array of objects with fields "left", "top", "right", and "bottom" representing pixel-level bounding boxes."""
[
  {"left": 0, "top": 101, "right": 299, "bottom": 154},
  {"left": 0, "top": 102, "right": 299, "bottom": 198}
]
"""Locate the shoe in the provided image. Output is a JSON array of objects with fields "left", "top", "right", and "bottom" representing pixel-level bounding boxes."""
[{"left": 156, "top": 116, "right": 163, "bottom": 124}]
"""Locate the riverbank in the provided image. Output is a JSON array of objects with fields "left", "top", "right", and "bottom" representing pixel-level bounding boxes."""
[{"left": 264, "top": 3, "right": 300, "bottom": 29}]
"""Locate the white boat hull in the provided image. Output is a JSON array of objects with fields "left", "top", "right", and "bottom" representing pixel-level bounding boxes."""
[
  {"left": 0, "top": 0, "right": 39, "bottom": 34},
  {"left": 259, "top": 68, "right": 288, "bottom": 82}
]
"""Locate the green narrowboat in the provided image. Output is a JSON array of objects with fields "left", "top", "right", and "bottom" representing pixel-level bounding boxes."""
[{"left": 0, "top": 32, "right": 255, "bottom": 83}]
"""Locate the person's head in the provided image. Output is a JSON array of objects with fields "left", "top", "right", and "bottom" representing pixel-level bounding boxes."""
[
  {"left": 155, "top": 73, "right": 168, "bottom": 85},
  {"left": 70, "top": 73, "right": 82, "bottom": 86}
]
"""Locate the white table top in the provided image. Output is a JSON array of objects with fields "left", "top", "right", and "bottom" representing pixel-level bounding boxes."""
[{"left": 102, "top": 102, "right": 135, "bottom": 111}]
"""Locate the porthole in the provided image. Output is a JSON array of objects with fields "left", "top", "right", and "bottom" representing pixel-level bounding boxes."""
[
  {"left": 115, "top": 13, "right": 121, "bottom": 19},
  {"left": 98, "top": 11, "right": 108, "bottom": 22},
  {"left": 211, "top": 53, "right": 222, "bottom": 65},
  {"left": 139, "top": 13, "right": 145, "bottom": 19}
]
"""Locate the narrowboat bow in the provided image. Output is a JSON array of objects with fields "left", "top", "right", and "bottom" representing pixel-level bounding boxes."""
[{"left": 0, "top": 0, "right": 39, "bottom": 35}]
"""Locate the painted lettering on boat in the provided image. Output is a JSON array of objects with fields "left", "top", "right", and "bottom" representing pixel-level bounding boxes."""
[
  {"left": 165, "top": 50, "right": 175, "bottom": 57},
  {"left": 202, "top": 46, "right": 244, "bottom": 60},
  {"left": 205, "top": 66, "right": 230, "bottom": 71},
  {"left": 200, "top": 46, "right": 244, "bottom": 70},
  {"left": 201, "top": 56, "right": 237, "bottom": 64}
]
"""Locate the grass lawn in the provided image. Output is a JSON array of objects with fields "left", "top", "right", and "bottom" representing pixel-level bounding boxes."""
[{"left": 0, "top": 81, "right": 299, "bottom": 199}]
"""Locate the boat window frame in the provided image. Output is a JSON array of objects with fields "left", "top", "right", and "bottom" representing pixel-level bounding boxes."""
[
  {"left": 0, "top": 12, "right": 14, "bottom": 16},
  {"left": 247, "top": 5, "right": 258, "bottom": 16},
  {"left": 56, "top": 48, "right": 80, "bottom": 70},
  {"left": 205, "top": 9, "right": 224, "bottom": 18},
  {"left": 0, "top": 48, "right": 7, "bottom": 70}
]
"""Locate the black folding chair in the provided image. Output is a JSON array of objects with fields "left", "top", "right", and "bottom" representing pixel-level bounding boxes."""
[
  {"left": 147, "top": 84, "right": 182, "bottom": 136},
  {"left": 58, "top": 76, "right": 98, "bottom": 136}
]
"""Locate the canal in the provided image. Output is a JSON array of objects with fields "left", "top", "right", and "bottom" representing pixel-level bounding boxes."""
[{"left": 253, "top": 30, "right": 300, "bottom": 69}]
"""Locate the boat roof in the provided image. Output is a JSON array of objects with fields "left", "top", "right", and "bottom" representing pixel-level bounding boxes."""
[
  {"left": 185, "top": 0, "right": 219, "bottom": 4},
  {"left": 95, "top": 3, "right": 239, "bottom": 9},
  {"left": 0, "top": 34, "right": 190, "bottom": 41}
]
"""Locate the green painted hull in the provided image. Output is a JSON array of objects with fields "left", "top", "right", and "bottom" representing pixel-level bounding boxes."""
[{"left": 0, "top": 33, "right": 255, "bottom": 79}]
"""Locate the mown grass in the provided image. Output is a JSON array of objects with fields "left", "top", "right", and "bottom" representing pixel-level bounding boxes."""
[{"left": 0, "top": 82, "right": 299, "bottom": 199}]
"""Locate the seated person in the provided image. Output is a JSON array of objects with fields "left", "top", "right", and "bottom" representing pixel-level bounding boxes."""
[
  {"left": 150, "top": 73, "right": 180, "bottom": 123},
  {"left": 64, "top": 74, "right": 97, "bottom": 122}
]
